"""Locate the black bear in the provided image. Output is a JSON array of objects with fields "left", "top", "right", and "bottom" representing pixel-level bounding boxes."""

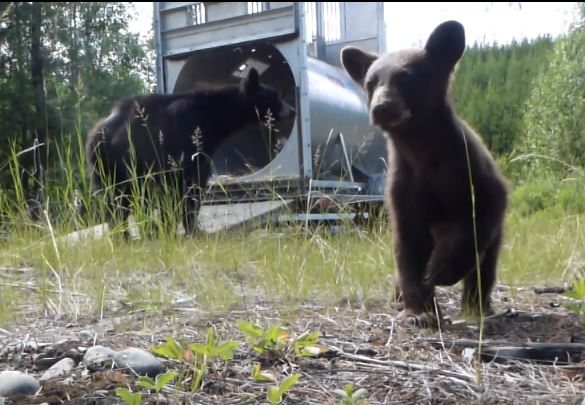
[
  {"left": 341, "top": 21, "right": 508, "bottom": 325},
  {"left": 85, "top": 68, "right": 294, "bottom": 237}
]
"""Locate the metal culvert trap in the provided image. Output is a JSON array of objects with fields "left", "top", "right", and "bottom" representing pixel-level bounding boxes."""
[{"left": 153, "top": 2, "right": 389, "bottom": 231}]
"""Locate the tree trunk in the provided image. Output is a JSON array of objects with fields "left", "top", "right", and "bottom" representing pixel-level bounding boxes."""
[
  {"left": 28, "top": 1, "right": 46, "bottom": 219},
  {"left": 12, "top": 2, "right": 32, "bottom": 198},
  {"left": 30, "top": 1, "right": 47, "bottom": 148}
]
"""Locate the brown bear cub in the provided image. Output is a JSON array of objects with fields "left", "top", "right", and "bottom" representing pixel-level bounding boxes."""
[{"left": 341, "top": 21, "right": 508, "bottom": 325}]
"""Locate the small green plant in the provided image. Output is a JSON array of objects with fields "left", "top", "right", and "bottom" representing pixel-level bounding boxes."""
[
  {"left": 237, "top": 320, "right": 289, "bottom": 356},
  {"left": 136, "top": 371, "right": 177, "bottom": 393},
  {"left": 291, "top": 330, "right": 322, "bottom": 357},
  {"left": 187, "top": 327, "right": 240, "bottom": 391},
  {"left": 115, "top": 387, "right": 142, "bottom": 405},
  {"left": 151, "top": 330, "right": 239, "bottom": 392},
  {"left": 564, "top": 277, "right": 585, "bottom": 300},
  {"left": 563, "top": 276, "right": 585, "bottom": 315},
  {"left": 151, "top": 336, "right": 186, "bottom": 361},
  {"left": 267, "top": 373, "right": 301, "bottom": 405},
  {"left": 236, "top": 320, "right": 322, "bottom": 359},
  {"left": 188, "top": 327, "right": 240, "bottom": 361},
  {"left": 334, "top": 383, "right": 369, "bottom": 405}
]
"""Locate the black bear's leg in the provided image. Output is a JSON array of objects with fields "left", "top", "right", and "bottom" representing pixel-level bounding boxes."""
[
  {"left": 424, "top": 214, "right": 501, "bottom": 287},
  {"left": 390, "top": 178, "right": 435, "bottom": 322},
  {"left": 462, "top": 226, "right": 501, "bottom": 316},
  {"left": 183, "top": 158, "right": 210, "bottom": 236}
]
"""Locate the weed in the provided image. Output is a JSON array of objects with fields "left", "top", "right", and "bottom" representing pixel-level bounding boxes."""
[
  {"left": 236, "top": 320, "right": 322, "bottom": 360},
  {"left": 136, "top": 371, "right": 177, "bottom": 393},
  {"left": 266, "top": 373, "right": 301, "bottom": 405},
  {"left": 115, "top": 387, "right": 142, "bottom": 405},
  {"left": 563, "top": 276, "right": 585, "bottom": 315},
  {"left": 334, "top": 383, "right": 369, "bottom": 405},
  {"left": 151, "top": 329, "right": 239, "bottom": 392}
]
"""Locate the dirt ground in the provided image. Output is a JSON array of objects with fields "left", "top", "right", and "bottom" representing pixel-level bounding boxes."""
[{"left": 2, "top": 284, "right": 585, "bottom": 405}]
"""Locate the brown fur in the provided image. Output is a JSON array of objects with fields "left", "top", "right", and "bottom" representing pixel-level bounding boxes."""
[{"left": 341, "top": 21, "right": 508, "bottom": 323}]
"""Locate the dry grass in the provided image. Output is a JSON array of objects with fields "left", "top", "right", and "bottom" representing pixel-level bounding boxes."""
[{"left": 2, "top": 259, "right": 585, "bottom": 404}]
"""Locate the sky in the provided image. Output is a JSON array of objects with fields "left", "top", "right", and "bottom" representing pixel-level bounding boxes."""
[
  {"left": 129, "top": 2, "right": 580, "bottom": 50},
  {"left": 383, "top": 2, "right": 579, "bottom": 52}
]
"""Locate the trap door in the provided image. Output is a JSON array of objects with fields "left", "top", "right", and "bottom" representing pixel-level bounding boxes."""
[{"left": 154, "top": 2, "right": 300, "bottom": 93}]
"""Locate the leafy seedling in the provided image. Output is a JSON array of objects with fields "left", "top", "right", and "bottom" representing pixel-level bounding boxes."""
[
  {"left": 237, "top": 320, "right": 324, "bottom": 360},
  {"left": 136, "top": 371, "right": 177, "bottom": 393},
  {"left": 188, "top": 327, "right": 239, "bottom": 361},
  {"left": 267, "top": 373, "right": 301, "bottom": 405},
  {"left": 187, "top": 327, "right": 240, "bottom": 391},
  {"left": 115, "top": 387, "right": 142, "bottom": 405},
  {"left": 151, "top": 330, "right": 239, "bottom": 393},
  {"left": 237, "top": 320, "right": 289, "bottom": 356},
  {"left": 151, "top": 336, "right": 186, "bottom": 361},
  {"left": 563, "top": 277, "right": 585, "bottom": 315},
  {"left": 334, "top": 383, "right": 369, "bottom": 405}
]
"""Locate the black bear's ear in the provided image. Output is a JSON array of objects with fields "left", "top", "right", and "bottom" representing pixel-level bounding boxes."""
[
  {"left": 341, "top": 46, "right": 378, "bottom": 87},
  {"left": 242, "top": 68, "right": 260, "bottom": 93},
  {"left": 425, "top": 20, "right": 465, "bottom": 70}
]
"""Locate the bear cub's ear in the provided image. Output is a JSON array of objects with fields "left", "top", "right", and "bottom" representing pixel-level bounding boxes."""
[
  {"left": 242, "top": 68, "right": 260, "bottom": 93},
  {"left": 341, "top": 46, "right": 379, "bottom": 87},
  {"left": 425, "top": 20, "right": 465, "bottom": 70}
]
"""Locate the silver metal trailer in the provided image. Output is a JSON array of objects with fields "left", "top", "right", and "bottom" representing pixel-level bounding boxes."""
[{"left": 153, "top": 2, "right": 388, "bottom": 231}]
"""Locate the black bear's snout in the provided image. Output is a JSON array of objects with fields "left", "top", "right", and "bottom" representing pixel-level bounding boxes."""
[{"left": 371, "top": 101, "right": 402, "bottom": 126}]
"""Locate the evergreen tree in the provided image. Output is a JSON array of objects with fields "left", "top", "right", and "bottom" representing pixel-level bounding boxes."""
[
  {"left": 452, "top": 36, "right": 554, "bottom": 157},
  {"left": 521, "top": 2, "right": 585, "bottom": 175},
  {"left": 0, "top": 2, "right": 153, "bottom": 197}
]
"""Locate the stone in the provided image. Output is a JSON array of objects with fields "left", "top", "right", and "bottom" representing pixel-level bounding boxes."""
[
  {"left": 39, "top": 358, "right": 75, "bottom": 381},
  {"left": 83, "top": 345, "right": 115, "bottom": 371},
  {"left": 0, "top": 370, "right": 40, "bottom": 397},
  {"left": 113, "top": 347, "right": 164, "bottom": 377}
]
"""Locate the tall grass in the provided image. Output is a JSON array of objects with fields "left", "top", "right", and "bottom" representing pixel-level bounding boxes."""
[{"left": 1, "top": 121, "right": 585, "bottom": 327}]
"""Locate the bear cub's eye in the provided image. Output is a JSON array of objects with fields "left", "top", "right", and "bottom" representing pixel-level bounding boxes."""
[
  {"left": 393, "top": 71, "right": 413, "bottom": 86},
  {"left": 365, "top": 77, "right": 377, "bottom": 95}
]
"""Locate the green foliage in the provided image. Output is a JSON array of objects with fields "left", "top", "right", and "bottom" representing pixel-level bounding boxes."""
[
  {"left": 510, "top": 176, "right": 585, "bottom": 216},
  {"left": 291, "top": 331, "right": 322, "bottom": 357},
  {"left": 188, "top": 328, "right": 240, "bottom": 361},
  {"left": 115, "top": 387, "right": 142, "bottom": 405},
  {"left": 519, "top": 3, "right": 585, "bottom": 178},
  {"left": 521, "top": 23, "right": 585, "bottom": 174},
  {"left": 151, "top": 330, "right": 239, "bottom": 393},
  {"left": 267, "top": 373, "right": 301, "bottom": 405},
  {"left": 334, "top": 383, "right": 369, "bottom": 405},
  {"left": 237, "top": 320, "right": 290, "bottom": 356},
  {"left": 236, "top": 320, "right": 321, "bottom": 359},
  {"left": 152, "top": 336, "right": 185, "bottom": 361},
  {"left": 564, "top": 278, "right": 585, "bottom": 300},
  {"left": 452, "top": 36, "right": 554, "bottom": 156},
  {"left": 0, "top": 2, "right": 153, "bottom": 202},
  {"left": 187, "top": 327, "right": 240, "bottom": 391},
  {"left": 563, "top": 270, "right": 585, "bottom": 316},
  {"left": 136, "top": 371, "right": 177, "bottom": 394}
]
